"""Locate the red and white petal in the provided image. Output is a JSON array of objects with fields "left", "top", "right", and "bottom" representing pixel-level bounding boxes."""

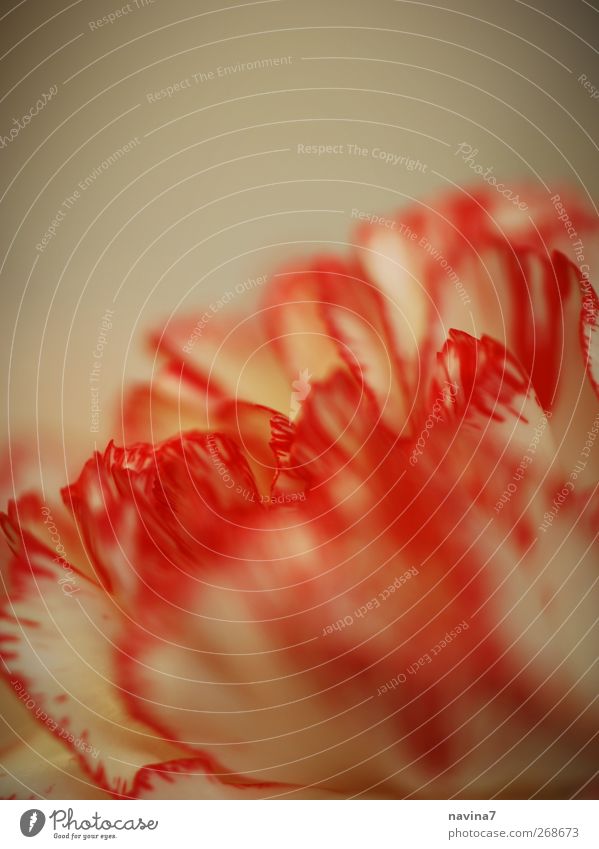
[
  {"left": 261, "top": 259, "right": 346, "bottom": 385},
  {"left": 459, "top": 184, "right": 599, "bottom": 260},
  {"left": 406, "top": 337, "right": 599, "bottom": 797},
  {"left": 429, "top": 329, "right": 553, "bottom": 455},
  {"left": 397, "top": 183, "right": 599, "bottom": 260},
  {"left": 62, "top": 433, "right": 267, "bottom": 604},
  {"left": 579, "top": 269, "right": 599, "bottom": 399},
  {"left": 118, "top": 561, "right": 413, "bottom": 795},
  {"left": 122, "top": 353, "right": 599, "bottom": 797},
  {"left": 0, "top": 529, "right": 180, "bottom": 797},
  {"left": 543, "top": 256, "right": 599, "bottom": 485},
  {"left": 129, "top": 756, "right": 342, "bottom": 799},
  {"left": 0, "top": 442, "right": 87, "bottom": 598},
  {"left": 318, "top": 262, "right": 411, "bottom": 431},
  {"left": 275, "top": 369, "right": 400, "bottom": 510},
  {"left": 354, "top": 194, "right": 598, "bottom": 436},
  {"left": 119, "top": 362, "right": 213, "bottom": 445},
  {"left": 263, "top": 258, "right": 409, "bottom": 431},
  {"left": 206, "top": 400, "right": 291, "bottom": 495},
  {"left": 61, "top": 444, "right": 159, "bottom": 601},
  {"left": 355, "top": 220, "right": 441, "bottom": 394},
  {"left": 152, "top": 310, "right": 290, "bottom": 414},
  {"left": 0, "top": 722, "right": 111, "bottom": 800}
]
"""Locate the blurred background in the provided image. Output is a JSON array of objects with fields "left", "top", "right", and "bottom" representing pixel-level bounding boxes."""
[{"left": 1, "top": 0, "right": 599, "bottom": 481}]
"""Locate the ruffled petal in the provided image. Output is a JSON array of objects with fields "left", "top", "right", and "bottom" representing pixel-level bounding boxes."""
[
  {"left": 129, "top": 755, "right": 341, "bottom": 799},
  {"left": 0, "top": 524, "right": 180, "bottom": 796},
  {"left": 152, "top": 310, "right": 290, "bottom": 413},
  {"left": 0, "top": 717, "right": 111, "bottom": 800},
  {"left": 112, "top": 354, "right": 596, "bottom": 797},
  {"left": 3, "top": 185, "right": 598, "bottom": 800},
  {"left": 61, "top": 432, "right": 265, "bottom": 602},
  {"left": 261, "top": 259, "right": 346, "bottom": 384},
  {"left": 119, "top": 362, "right": 212, "bottom": 445}
]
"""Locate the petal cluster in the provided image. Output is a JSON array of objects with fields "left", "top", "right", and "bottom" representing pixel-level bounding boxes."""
[{"left": 1, "top": 186, "right": 598, "bottom": 799}]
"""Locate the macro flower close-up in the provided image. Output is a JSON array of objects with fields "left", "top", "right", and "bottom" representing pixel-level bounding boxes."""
[{"left": 1, "top": 184, "right": 598, "bottom": 800}]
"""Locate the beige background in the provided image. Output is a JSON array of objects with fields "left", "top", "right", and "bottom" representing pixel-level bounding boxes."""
[{"left": 1, "top": 0, "right": 599, "bottom": 480}]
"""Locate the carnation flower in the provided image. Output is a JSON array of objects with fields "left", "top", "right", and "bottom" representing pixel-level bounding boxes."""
[{"left": 1, "top": 185, "right": 598, "bottom": 799}]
